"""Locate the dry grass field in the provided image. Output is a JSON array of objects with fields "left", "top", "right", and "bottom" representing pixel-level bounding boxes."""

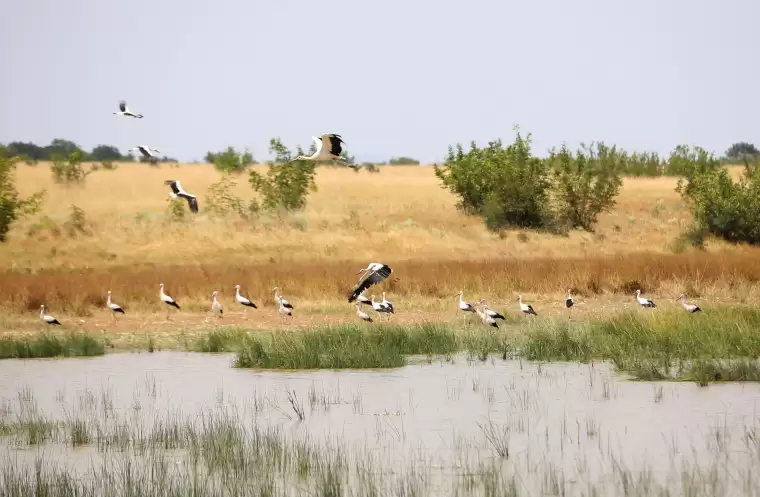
[{"left": 3, "top": 161, "right": 760, "bottom": 334}]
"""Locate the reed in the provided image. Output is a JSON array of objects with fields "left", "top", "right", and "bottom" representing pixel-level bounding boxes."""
[{"left": 0, "top": 332, "right": 104, "bottom": 359}]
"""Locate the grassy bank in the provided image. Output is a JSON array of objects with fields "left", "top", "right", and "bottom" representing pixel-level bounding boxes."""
[{"left": 0, "top": 332, "right": 104, "bottom": 359}]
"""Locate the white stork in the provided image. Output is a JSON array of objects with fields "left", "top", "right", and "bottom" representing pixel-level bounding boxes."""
[
  {"left": 478, "top": 299, "right": 505, "bottom": 321},
  {"left": 210, "top": 291, "right": 223, "bottom": 318},
  {"left": 370, "top": 295, "right": 392, "bottom": 319},
  {"left": 475, "top": 302, "right": 499, "bottom": 328},
  {"left": 455, "top": 291, "right": 476, "bottom": 315},
  {"left": 159, "top": 283, "right": 181, "bottom": 319},
  {"left": 381, "top": 292, "right": 394, "bottom": 315},
  {"left": 40, "top": 305, "right": 61, "bottom": 326},
  {"left": 114, "top": 100, "right": 143, "bottom": 118},
  {"left": 290, "top": 134, "right": 354, "bottom": 167},
  {"left": 164, "top": 180, "right": 199, "bottom": 213},
  {"left": 355, "top": 303, "right": 373, "bottom": 323},
  {"left": 273, "top": 287, "right": 293, "bottom": 310},
  {"left": 234, "top": 284, "right": 257, "bottom": 317},
  {"left": 278, "top": 296, "right": 293, "bottom": 324},
  {"left": 635, "top": 289, "right": 656, "bottom": 309},
  {"left": 106, "top": 290, "right": 125, "bottom": 322},
  {"left": 130, "top": 146, "right": 161, "bottom": 164},
  {"left": 679, "top": 293, "right": 701, "bottom": 313},
  {"left": 348, "top": 263, "right": 393, "bottom": 303},
  {"left": 354, "top": 292, "right": 372, "bottom": 306},
  {"left": 565, "top": 289, "right": 575, "bottom": 319},
  {"left": 518, "top": 295, "right": 538, "bottom": 316}
]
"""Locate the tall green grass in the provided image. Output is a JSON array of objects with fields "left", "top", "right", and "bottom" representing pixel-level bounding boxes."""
[{"left": 0, "top": 332, "right": 104, "bottom": 359}]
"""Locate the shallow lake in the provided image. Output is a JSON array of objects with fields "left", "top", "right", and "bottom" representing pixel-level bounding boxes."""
[{"left": 2, "top": 351, "right": 759, "bottom": 495}]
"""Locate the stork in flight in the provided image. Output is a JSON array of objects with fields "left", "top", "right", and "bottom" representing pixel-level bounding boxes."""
[
  {"left": 130, "top": 146, "right": 161, "bottom": 164},
  {"left": 348, "top": 263, "right": 393, "bottom": 303},
  {"left": 290, "top": 134, "right": 355, "bottom": 168},
  {"left": 114, "top": 100, "right": 143, "bottom": 118},
  {"left": 164, "top": 180, "right": 199, "bottom": 213}
]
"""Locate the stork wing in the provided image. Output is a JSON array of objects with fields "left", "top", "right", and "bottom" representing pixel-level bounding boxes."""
[
  {"left": 119, "top": 100, "right": 126, "bottom": 112},
  {"left": 164, "top": 180, "right": 180, "bottom": 195},
  {"left": 187, "top": 196, "right": 199, "bottom": 213},
  {"left": 327, "top": 134, "right": 344, "bottom": 156},
  {"left": 311, "top": 136, "right": 323, "bottom": 155},
  {"left": 347, "top": 264, "right": 392, "bottom": 302}
]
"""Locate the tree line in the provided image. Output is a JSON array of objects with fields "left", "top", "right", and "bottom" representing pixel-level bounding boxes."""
[{"left": 1, "top": 139, "right": 177, "bottom": 163}]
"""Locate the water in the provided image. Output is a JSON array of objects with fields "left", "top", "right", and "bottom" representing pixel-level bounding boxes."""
[{"left": 2, "top": 351, "right": 760, "bottom": 495}]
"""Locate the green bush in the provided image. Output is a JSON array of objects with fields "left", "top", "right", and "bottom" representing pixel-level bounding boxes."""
[
  {"left": 248, "top": 138, "right": 317, "bottom": 213},
  {"left": 50, "top": 150, "right": 89, "bottom": 184},
  {"left": 0, "top": 149, "right": 45, "bottom": 242},
  {"left": 206, "top": 146, "right": 255, "bottom": 174},
  {"left": 204, "top": 175, "right": 248, "bottom": 218},
  {"left": 676, "top": 159, "right": 760, "bottom": 245},
  {"left": 434, "top": 129, "right": 552, "bottom": 230},
  {"left": 547, "top": 142, "right": 623, "bottom": 232}
]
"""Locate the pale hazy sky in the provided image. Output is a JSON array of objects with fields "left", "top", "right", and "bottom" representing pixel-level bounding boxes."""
[{"left": 1, "top": 0, "right": 757, "bottom": 163}]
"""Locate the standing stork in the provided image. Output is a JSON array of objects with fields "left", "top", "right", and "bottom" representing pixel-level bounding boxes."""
[
  {"left": 565, "top": 290, "right": 575, "bottom": 319},
  {"left": 40, "top": 305, "right": 61, "bottom": 326},
  {"left": 159, "top": 283, "right": 181, "bottom": 319},
  {"left": 234, "top": 284, "right": 257, "bottom": 317},
  {"left": 478, "top": 299, "right": 505, "bottom": 321},
  {"left": 273, "top": 287, "right": 293, "bottom": 310},
  {"left": 106, "top": 290, "right": 125, "bottom": 322},
  {"left": 455, "top": 291, "right": 476, "bottom": 320},
  {"left": 475, "top": 301, "right": 499, "bottom": 328},
  {"left": 635, "top": 289, "right": 657, "bottom": 309},
  {"left": 355, "top": 303, "right": 373, "bottom": 323},
  {"left": 518, "top": 295, "right": 538, "bottom": 317},
  {"left": 278, "top": 296, "right": 293, "bottom": 324},
  {"left": 370, "top": 295, "right": 392, "bottom": 320},
  {"left": 679, "top": 293, "right": 702, "bottom": 313},
  {"left": 164, "top": 180, "right": 199, "bottom": 213},
  {"left": 114, "top": 100, "right": 143, "bottom": 118},
  {"left": 381, "top": 292, "right": 394, "bottom": 315},
  {"left": 290, "top": 134, "right": 353, "bottom": 167},
  {"left": 130, "top": 146, "right": 161, "bottom": 164},
  {"left": 210, "top": 291, "right": 223, "bottom": 319},
  {"left": 348, "top": 263, "right": 393, "bottom": 303}
]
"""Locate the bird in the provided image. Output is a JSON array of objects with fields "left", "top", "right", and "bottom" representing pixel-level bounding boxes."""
[
  {"left": 370, "top": 295, "right": 392, "bottom": 319},
  {"left": 106, "top": 291, "right": 125, "bottom": 322},
  {"left": 130, "top": 146, "right": 161, "bottom": 164},
  {"left": 234, "top": 285, "right": 257, "bottom": 316},
  {"left": 679, "top": 293, "right": 701, "bottom": 313},
  {"left": 159, "top": 283, "right": 181, "bottom": 319},
  {"left": 210, "top": 291, "right": 223, "bottom": 318},
  {"left": 114, "top": 100, "right": 143, "bottom": 118},
  {"left": 273, "top": 287, "right": 293, "bottom": 310},
  {"left": 518, "top": 295, "right": 538, "bottom": 316},
  {"left": 565, "top": 290, "right": 575, "bottom": 319},
  {"left": 354, "top": 292, "right": 372, "bottom": 306},
  {"left": 164, "top": 180, "right": 199, "bottom": 213},
  {"left": 381, "top": 292, "right": 394, "bottom": 315},
  {"left": 455, "top": 291, "right": 477, "bottom": 316},
  {"left": 475, "top": 301, "right": 499, "bottom": 328},
  {"left": 635, "top": 289, "right": 657, "bottom": 309},
  {"left": 478, "top": 299, "right": 505, "bottom": 320},
  {"left": 348, "top": 263, "right": 393, "bottom": 303},
  {"left": 40, "top": 305, "right": 61, "bottom": 326},
  {"left": 355, "top": 303, "right": 373, "bottom": 323},
  {"left": 290, "top": 134, "right": 353, "bottom": 167},
  {"left": 278, "top": 296, "right": 293, "bottom": 323}
]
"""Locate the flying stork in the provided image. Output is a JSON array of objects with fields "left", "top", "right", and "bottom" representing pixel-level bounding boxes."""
[
  {"left": 164, "top": 180, "right": 199, "bottom": 213},
  {"left": 635, "top": 289, "right": 657, "bottom": 309},
  {"left": 679, "top": 293, "right": 701, "bottom": 313},
  {"left": 40, "top": 305, "right": 61, "bottom": 326},
  {"left": 290, "top": 134, "right": 354, "bottom": 168},
  {"left": 130, "top": 146, "right": 161, "bottom": 164},
  {"left": 114, "top": 100, "right": 143, "bottom": 118},
  {"left": 348, "top": 263, "right": 393, "bottom": 303}
]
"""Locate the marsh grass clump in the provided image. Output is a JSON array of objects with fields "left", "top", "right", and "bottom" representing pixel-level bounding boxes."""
[
  {"left": 234, "top": 323, "right": 459, "bottom": 369},
  {"left": 193, "top": 327, "right": 251, "bottom": 353},
  {"left": 0, "top": 332, "right": 104, "bottom": 359}
]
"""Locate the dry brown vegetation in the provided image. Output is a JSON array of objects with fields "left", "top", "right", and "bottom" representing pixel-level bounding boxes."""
[{"left": 3, "top": 162, "right": 760, "bottom": 331}]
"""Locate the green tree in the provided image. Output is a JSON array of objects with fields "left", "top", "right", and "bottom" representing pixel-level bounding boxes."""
[
  {"left": 89, "top": 145, "right": 125, "bottom": 162},
  {"left": 50, "top": 150, "right": 89, "bottom": 184},
  {"left": 249, "top": 138, "right": 317, "bottom": 212},
  {"left": 0, "top": 148, "right": 45, "bottom": 242},
  {"left": 725, "top": 142, "right": 759, "bottom": 160},
  {"left": 206, "top": 146, "right": 255, "bottom": 174}
]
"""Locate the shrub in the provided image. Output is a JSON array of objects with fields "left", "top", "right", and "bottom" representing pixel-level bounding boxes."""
[
  {"left": 204, "top": 176, "right": 247, "bottom": 218},
  {"left": 389, "top": 156, "right": 420, "bottom": 165},
  {"left": 0, "top": 149, "right": 45, "bottom": 242},
  {"left": 547, "top": 142, "right": 623, "bottom": 232},
  {"left": 206, "top": 146, "right": 255, "bottom": 174},
  {"left": 248, "top": 138, "right": 317, "bottom": 213},
  {"left": 434, "top": 129, "right": 552, "bottom": 231},
  {"left": 62, "top": 205, "right": 90, "bottom": 238},
  {"left": 676, "top": 158, "right": 760, "bottom": 245},
  {"left": 50, "top": 150, "right": 89, "bottom": 184}
]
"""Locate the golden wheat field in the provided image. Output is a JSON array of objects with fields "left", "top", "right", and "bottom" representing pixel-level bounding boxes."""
[{"left": 3, "top": 161, "right": 760, "bottom": 335}]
